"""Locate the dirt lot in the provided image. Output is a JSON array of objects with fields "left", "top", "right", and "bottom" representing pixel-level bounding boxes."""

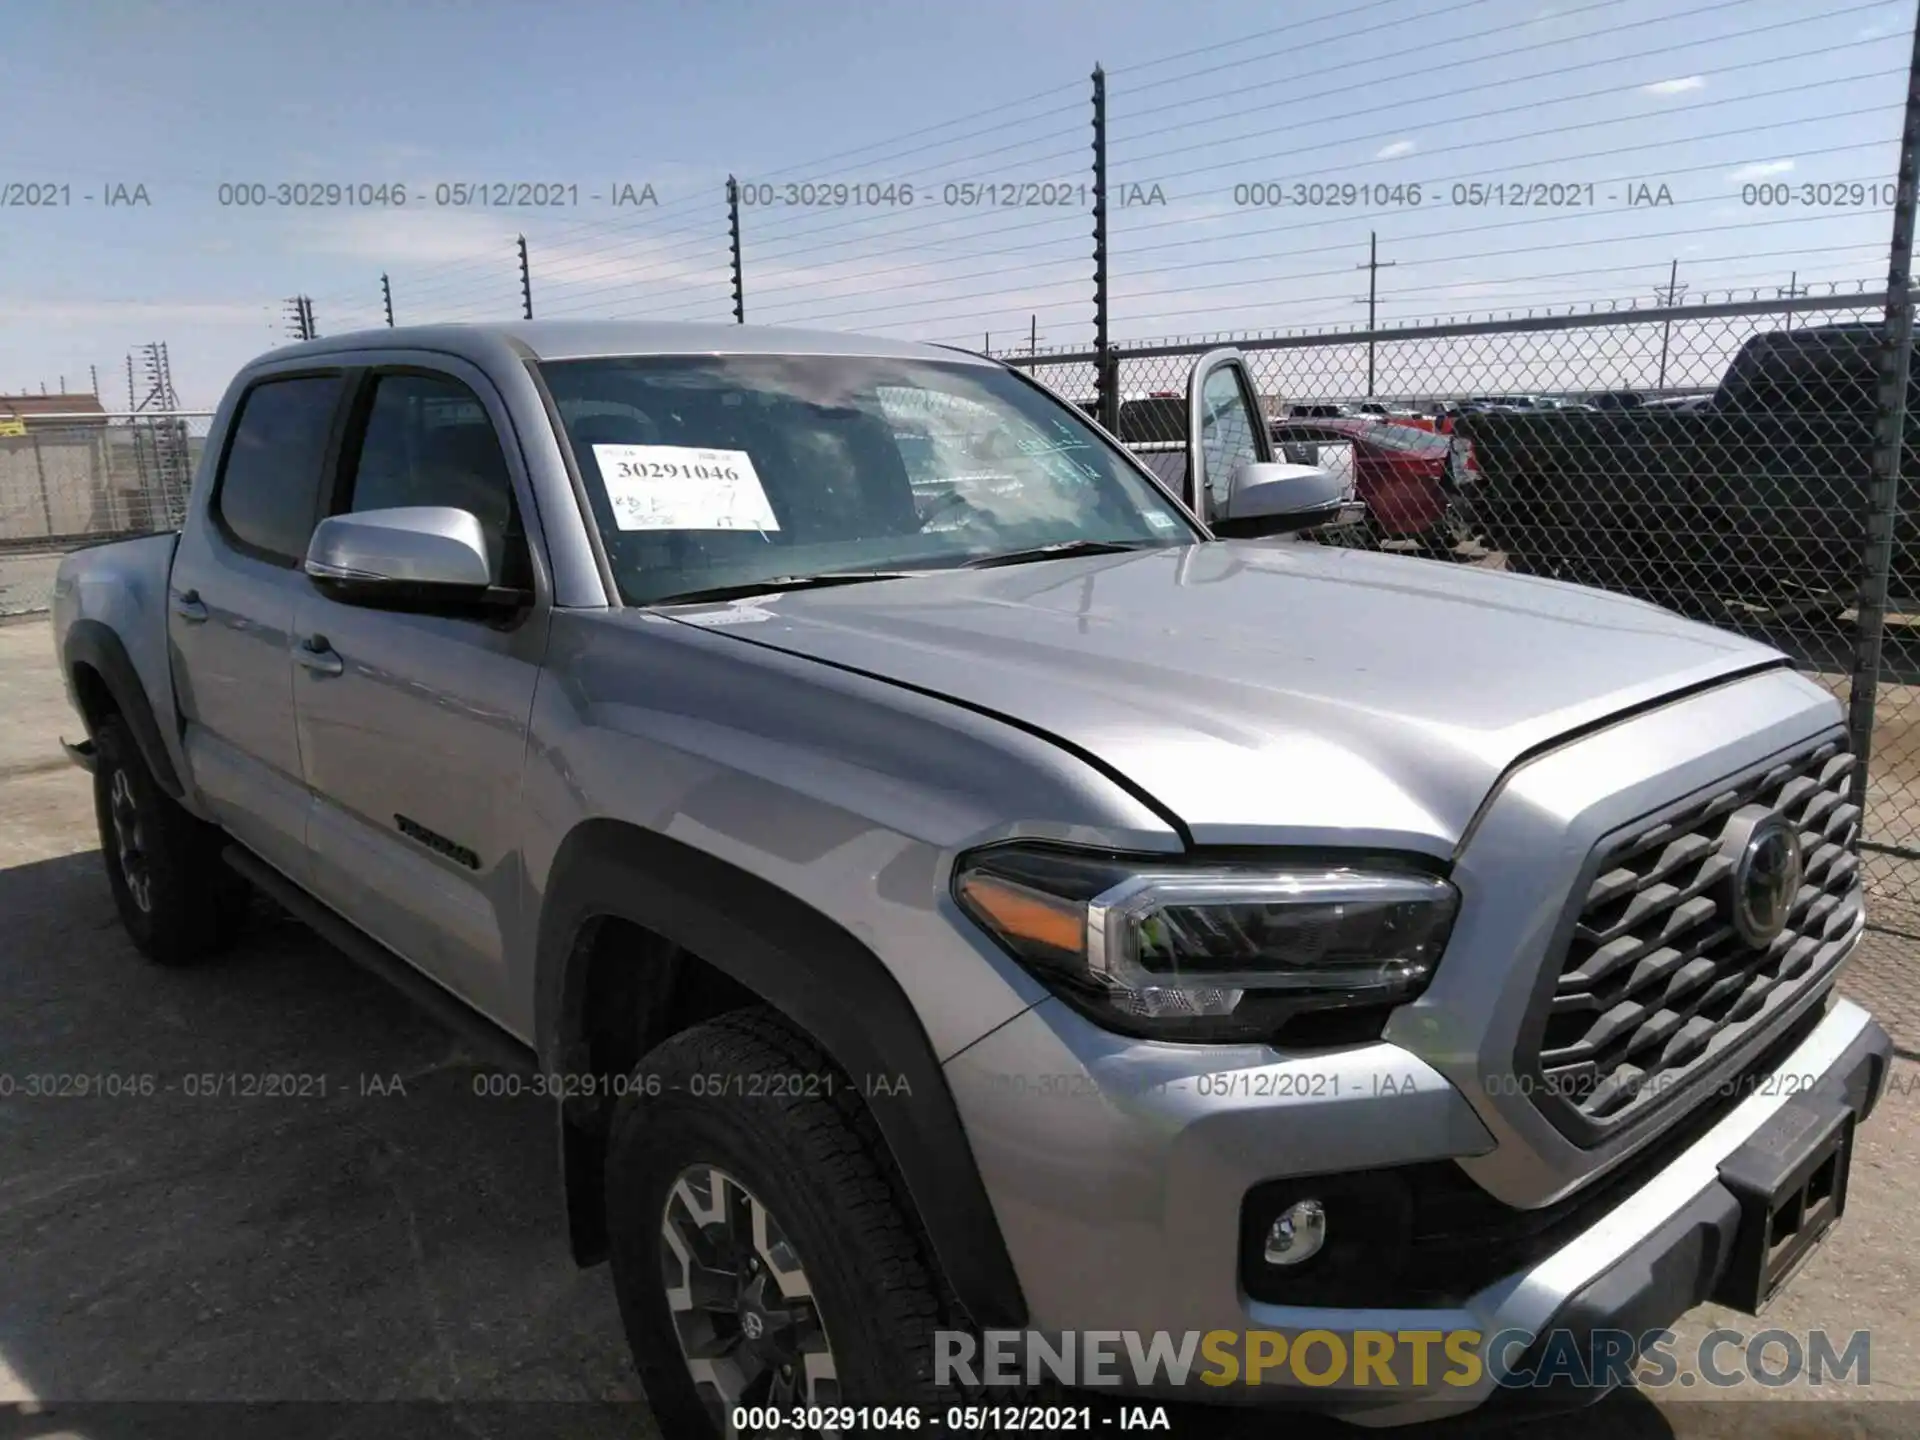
[
  {"left": 0, "top": 552, "right": 62, "bottom": 620},
  {"left": 2, "top": 614, "right": 1918, "bottom": 1440}
]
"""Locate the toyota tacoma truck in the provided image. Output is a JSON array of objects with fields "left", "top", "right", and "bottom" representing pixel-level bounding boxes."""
[{"left": 51, "top": 322, "right": 1890, "bottom": 1431}]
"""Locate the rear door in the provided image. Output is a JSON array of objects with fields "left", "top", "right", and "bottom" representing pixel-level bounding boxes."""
[
  {"left": 168, "top": 369, "right": 347, "bottom": 884},
  {"left": 291, "top": 359, "right": 549, "bottom": 1020}
]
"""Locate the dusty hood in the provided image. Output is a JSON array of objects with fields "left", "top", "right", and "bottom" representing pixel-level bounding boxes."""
[{"left": 663, "top": 542, "right": 1784, "bottom": 851}]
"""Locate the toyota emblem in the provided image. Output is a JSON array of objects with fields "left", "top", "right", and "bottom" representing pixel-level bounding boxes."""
[{"left": 1724, "top": 808, "right": 1805, "bottom": 949}]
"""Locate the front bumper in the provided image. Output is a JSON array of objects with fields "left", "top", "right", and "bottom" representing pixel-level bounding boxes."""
[{"left": 942, "top": 991, "right": 1888, "bottom": 1422}]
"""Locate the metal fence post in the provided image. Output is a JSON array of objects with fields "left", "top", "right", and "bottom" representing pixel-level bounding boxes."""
[
  {"left": 1847, "top": 8, "right": 1920, "bottom": 820},
  {"left": 728, "top": 177, "right": 745, "bottom": 323},
  {"left": 1091, "top": 64, "right": 1115, "bottom": 432},
  {"left": 30, "top": 431, "right": 52, "bottom": 537},
  {"left": 518, "top": 235, "right": 534, "bottom": 320}
]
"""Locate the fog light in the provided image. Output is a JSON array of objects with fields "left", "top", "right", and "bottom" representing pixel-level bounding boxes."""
[{"left": 1263, "top": 1198, "right": 1327, "bottom": 1266}]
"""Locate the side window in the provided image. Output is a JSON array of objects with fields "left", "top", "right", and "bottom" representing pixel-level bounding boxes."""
[
  {"left": 341, "top": 372, "right": 524, "bottom": 583},
  {"left": 1198, "top": 365, "right": 1263, "bottom": 513},
  {"left": 215, "top": 374, "right": 344, "bottom": 563}
]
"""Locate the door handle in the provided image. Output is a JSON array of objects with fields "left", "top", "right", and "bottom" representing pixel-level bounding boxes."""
[
  {"left": 294, "top": 635, "right": 344, "bottom": 678},
  {"left": 170, "top": 589, "right": 208, "bottom": 624}
]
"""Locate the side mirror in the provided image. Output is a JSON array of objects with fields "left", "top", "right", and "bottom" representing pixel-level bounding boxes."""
[
  {"left": 1212, "top": 461, "right": 1356, "bottom": 538},
  {"left": 304, "top": 505, "right": 519, "bottom": 611}
]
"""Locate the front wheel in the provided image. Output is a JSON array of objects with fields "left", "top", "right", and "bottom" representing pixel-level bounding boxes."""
[{"left": 604, "top": 1009, "right": 952, "bottom": 1437}]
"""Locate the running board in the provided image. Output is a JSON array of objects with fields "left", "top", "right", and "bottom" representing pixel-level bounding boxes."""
[{"left": 221, "top": 845, "right": 535, "bottom": 1075}]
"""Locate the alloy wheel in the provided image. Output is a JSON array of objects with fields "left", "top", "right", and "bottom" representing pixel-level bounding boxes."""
[
  {"left": 660, "top": 1163, "right": 839, "bottom": 1433},
  {"left": 107, "top": 767, "right": 153, "bottom": 914}
]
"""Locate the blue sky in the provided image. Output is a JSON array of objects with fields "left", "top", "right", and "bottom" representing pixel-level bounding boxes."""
[{"left": 0, "top": 0, "right": 1913, "bottom": 406}]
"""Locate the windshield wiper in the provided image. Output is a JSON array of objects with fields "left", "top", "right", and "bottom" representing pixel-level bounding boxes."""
[
  {"left": 648, "top": 570, "right": 919, "bottom": 605},
  {"left": 960, "top": 539, "right": 1157, "bottom": 570}
]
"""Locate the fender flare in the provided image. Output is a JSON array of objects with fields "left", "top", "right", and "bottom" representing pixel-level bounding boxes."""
[
  {"left": 63, "top": 618, "right": 184, "bottom": 799},
  {"left": 535, "top": 818, "right": 1029, "bottom": 1329}
]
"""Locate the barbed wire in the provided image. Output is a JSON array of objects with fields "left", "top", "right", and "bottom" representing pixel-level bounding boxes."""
[{"left": 269, "top": 0, "right": 1914, "bottom": 360}]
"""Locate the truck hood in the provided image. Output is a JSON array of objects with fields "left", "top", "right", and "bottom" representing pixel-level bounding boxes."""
[{"left": 663, "top": 542, "right": 1783, "bottom": 851}]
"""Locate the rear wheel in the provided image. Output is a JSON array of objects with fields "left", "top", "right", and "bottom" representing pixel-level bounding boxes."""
[
  {"left": 92, "top": 716, "right": 248, "bottom": 964},
  {"left": 604, "top": 1009, "right": 950, "bottom": 1436}
]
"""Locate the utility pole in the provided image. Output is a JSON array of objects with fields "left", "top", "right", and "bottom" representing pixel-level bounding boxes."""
[
  {"left": 1352, "top": 231, "right": 1397, "bottom": 397},
  {"left": 1029, "top": 314, "right": 1038, "bottom": 356},
  {"left": 382, "top": 273, "right": 395, "bottom": 328},
  {"left": 90, "top": 364, "right": 98, "bottom": 397},
  {"left": 1781, "top": 270, "right": 1805, "bottom": 332},
  {"left": 1654, "top": 260, "right": 1687, "bottom": 391},
  {"left": 518, "top": 235, "right": 533, "bottom": 320}
]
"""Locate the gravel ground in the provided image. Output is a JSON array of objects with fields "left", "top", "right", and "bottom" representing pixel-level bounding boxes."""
[
  {"left": 1, "top": 616, "right": 1916, "bottom": 1440},
  {"left": 0, "top": 552, "right": 63, "bottom": 618}
]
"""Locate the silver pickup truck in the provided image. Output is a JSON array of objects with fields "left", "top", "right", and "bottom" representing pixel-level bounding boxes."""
[{"left": 51, "top": 322, "right": 1890, "bottom": 1430}]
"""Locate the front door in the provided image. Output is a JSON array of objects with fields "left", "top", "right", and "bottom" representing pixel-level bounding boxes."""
[{"left": 292, "top": 362, "right": 549, "bottom": 1020}]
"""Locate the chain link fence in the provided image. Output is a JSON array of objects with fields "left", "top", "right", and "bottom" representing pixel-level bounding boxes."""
[
  {"left": 1011, "top": 290, "right": 1920, "bottom": 928},
  {"left": 0, "top": 413, "right": 211, "bottom": 618}
]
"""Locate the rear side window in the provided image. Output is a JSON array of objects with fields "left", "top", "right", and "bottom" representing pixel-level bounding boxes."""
[{"left": 215, "top": 375, "right": 343, "bottom": 563}]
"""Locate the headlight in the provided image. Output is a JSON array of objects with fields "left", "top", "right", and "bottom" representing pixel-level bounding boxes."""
[{"left": 954, "top": 846, "right": 1457, "bottom": 1042}]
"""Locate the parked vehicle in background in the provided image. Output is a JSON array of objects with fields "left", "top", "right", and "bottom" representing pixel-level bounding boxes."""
[
  {"left": 1273, "top": 415, "right": 1476, "bottom": 558},
  {"left": 1111, "top": 393, "right": 1189, "bottom": 443},
  {"left": 1286, "top": 401, "right": 1352, "bottom": 417},
  {"left": 1463, "top": 322, "right": 1910, "bottom": 620},
  {"left": 1590, "top": 389, "right": 1646, "bottom": 409},
  {"left": 50, "top": 319, "right": 1889, "bottom": 1430}
]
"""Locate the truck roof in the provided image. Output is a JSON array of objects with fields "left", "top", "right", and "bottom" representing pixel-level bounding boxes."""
[{"left": 265, "top": 321, "right": 998, "bottom": 368}]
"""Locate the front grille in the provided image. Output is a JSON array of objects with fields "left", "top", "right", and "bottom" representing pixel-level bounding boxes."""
[{"left": 1522, "top": 732, "right": 1863, "bottom": 1145}]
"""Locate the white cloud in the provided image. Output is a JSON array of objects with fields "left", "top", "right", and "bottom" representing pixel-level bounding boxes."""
[
  {"left": 1729, "top": 159, "right": 1795, "bottom": 182},
  {"left": 1375, "top": 140, "right": 1417, "bottom": 160},
  {"left": 295, "top": 207, "right": 521, "bottom": 265},
  {"left": 369, "top": 141, "right": 436, "bottom": 168},
  {"left": 1642, "top": 76, "right": 1706, "bottom": 96}
]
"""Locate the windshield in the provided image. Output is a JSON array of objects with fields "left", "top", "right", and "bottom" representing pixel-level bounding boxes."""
[{"left": 538, "top": 353, "right": 1197, "bottom": 603}]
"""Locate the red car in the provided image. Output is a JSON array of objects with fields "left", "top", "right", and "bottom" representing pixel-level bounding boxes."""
[{"left": 1270, "top": 415, "right": 1477, "bottom": 556}]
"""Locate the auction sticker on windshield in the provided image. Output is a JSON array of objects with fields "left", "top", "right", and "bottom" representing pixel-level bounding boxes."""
[{"left": 591, "top": 444, "right": 781, "bottom": 531}]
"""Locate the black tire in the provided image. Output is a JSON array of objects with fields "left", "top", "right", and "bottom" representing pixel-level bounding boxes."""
[
  {"left": 605, "top": 1008, "right": 951, "bottom": 1436},
  {"left": 92, "top": 716, "right": 248, "bottom": 965},
  {"left": 1411, "top": 523, "right": 1463, "bottom": 562}
]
